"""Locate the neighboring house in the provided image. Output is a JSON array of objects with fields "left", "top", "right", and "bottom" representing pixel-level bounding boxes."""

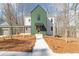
[
  {"left": 0, "top": 22, "right": 10, "bottom": 35},
  {"left": 47, "top": 17, "right": 54, "bottom": 35}
]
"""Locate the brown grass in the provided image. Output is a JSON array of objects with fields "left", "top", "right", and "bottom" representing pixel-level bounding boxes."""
[
  {"left": 0, "top": 35, "right": 36, "bottom": 52},
  {"left": 44, "top": 36, "right": 79, "bottom": 53}
]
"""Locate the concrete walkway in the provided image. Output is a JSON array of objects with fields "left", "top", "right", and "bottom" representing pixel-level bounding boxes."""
[
  {"left": 32, "top": 34, "right": 53, "bottom": 56},
  {"left": 0, "top": 34, "right": 53, "bottom": 56}
]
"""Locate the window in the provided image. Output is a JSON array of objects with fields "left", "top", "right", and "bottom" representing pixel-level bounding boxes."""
[
  {"left": 29, "top": 19, "right": 30, "bottom": 22},
  {"left": 37, "top": 15, "right": 40, "bottom": 21},
  {"left": 51, "top": 26, "right": 53, "bottom": 31},
  {"left": 40, "top": 24, "right": 47, "bottom": 31}
]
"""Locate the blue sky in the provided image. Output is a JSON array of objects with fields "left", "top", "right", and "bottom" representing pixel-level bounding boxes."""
[
  {"left": 0, "top": 3, "right": 56, "bottom": 17},
  {"left": 15, "top": 3, "right": 58, "bottom": 17},
  {"left": 0, "top": 3, "right": 79, "bottom": 17},
  {"left": 13, "top": 3, "right": 79, "bottom": 17}
]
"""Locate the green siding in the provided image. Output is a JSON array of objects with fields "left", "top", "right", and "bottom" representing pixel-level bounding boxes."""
[{"left": 31, "top": 5, "right": 47, "bottom": 35}]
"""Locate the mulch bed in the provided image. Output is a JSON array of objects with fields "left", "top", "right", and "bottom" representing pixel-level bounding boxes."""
[
  {"left": 44, "top": 36, "right": 79, "bottom": 53},
  {"left": 0, "top": 35, "right": 36, "bottom": 52}
]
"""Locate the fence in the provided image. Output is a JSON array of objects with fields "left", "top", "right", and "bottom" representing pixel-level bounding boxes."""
[{"left": 0, "top": 26, "right": 31, "bottom": 35}]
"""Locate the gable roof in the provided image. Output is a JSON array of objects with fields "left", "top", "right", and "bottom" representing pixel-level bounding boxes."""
[
  {"left": 0, "top": 22, "right": 9, "bottom": 27},
  {"left": 31, "top": 5, "right": 47, "bottom": 13}
]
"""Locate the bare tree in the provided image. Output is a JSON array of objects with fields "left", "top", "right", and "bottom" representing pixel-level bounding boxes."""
[
  {"left": 55, "top": 4, "right": 70, "bottom": 37},
  {"left": 15, "top": 3, "right": 25, "bottom": 33},
  {"left": 2, "top": 3, "right": 19, "bottom": 39},
  {"left": 63, "top": 4, "right": 69, "bottom": 37},
  {"left": 71, "top": 3, "right": 79, "bottom": 38},
  {"left": 74, "top": 4, "right": 79, "bottom": 38}
]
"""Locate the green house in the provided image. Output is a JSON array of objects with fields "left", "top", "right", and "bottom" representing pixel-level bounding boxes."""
[{"left": 31, "top": 5, "right": 47, "bottom": 35}]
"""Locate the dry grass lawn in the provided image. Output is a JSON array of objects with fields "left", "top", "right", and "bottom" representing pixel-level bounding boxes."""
[
  {"left": 0, "top": 35, "right": 36, "bottom": 52},
  {"left": 44, "top": 36, "right": 79, "bottom": 53}
]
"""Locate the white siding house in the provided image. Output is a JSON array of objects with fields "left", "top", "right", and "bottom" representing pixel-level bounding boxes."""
[
  {"left": 47, "top": 17, "right": 55, "bottom": 35},
  {"left": 24, "top": 17, "right": 31, "bottom": 34}
]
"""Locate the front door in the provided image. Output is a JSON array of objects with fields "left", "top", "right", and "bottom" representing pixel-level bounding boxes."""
[
  {"left": 36, "top": 25, "right": 41, "bottom": 33},
  {"left": 35, "top": 23, "right": 47, "bottom": 35}
]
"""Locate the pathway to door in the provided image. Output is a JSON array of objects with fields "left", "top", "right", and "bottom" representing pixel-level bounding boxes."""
[
  {"left": 32, "top": 34, "right": 53, "bottom": 56},
  {"left": 0, "top": 34, "right": 53, "bottom": 56}
]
